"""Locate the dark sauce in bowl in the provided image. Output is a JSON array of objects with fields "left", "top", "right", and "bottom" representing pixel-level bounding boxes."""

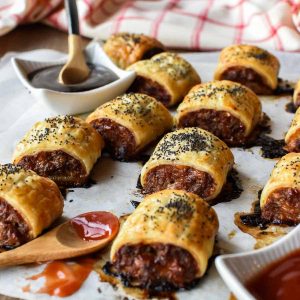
[{"left": 28, "top": 64, "right": 119, "bottom": 93}]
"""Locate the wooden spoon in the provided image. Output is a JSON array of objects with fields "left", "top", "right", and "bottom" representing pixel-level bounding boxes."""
[
  {"left": 58, "top": 0, "right": 90, "bottom": 85},
  {"left": 0, "top": 211, "right": 119, "bottom": 267}
]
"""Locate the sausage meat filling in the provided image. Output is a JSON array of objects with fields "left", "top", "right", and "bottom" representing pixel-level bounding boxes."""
[
  {"left": 17, "top": 150, "right": 87, "bottom": 187},
  {"left": 178, "top": 109, "right": 246, "bottom": 146},
  {"left": 220, "top": 67, "right": 274, "bottom": 95},
  {"left": 0, "top": 198, "right": 30, "bottom": 248},
  {"left": 128, "top": 76, "right": 171, "bottom": 107},
  {"left": 91, "top": 118, "right": 136, "bottom": 161},
  {"left": 262, "top": 188, "right": 300, "bottom": 225},
  {"left": 143, "top": 165, "right": 216, "bottom": 199},
  {"left": 112, "top": 243, "right": 199, "bottom": 291}
]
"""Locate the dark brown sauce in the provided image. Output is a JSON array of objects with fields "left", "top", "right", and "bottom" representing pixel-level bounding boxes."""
[
  {"left": 274, "top": 78, "right": 294, "bottom": 96},
  {"left": 246, "top": 249, "right": 300, "bottom": 300},
  {"left": 70, "top": 211, "right": 119, "bottom": 241},
  {"left": 285, "top": 101, "right": 297, "bottom": 113},
  {"left": 23, "top": 258, "right": 95, "bottom": 297},
  {"left": 28, "top": 64, "right": 119, "bottom": 93}
]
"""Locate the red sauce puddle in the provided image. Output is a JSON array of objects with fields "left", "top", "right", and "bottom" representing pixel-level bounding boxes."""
[
  {"left": 70, "top": 211, "right": 119, "bottom": 241},
  {"left": 246, "top": 248, "right": 300, "bottom": 300},
  {"left": 22, "top": 211, "right": 119, "bottom": 297},
  {"left": 23, "top": 258, "right": 95, "bottom": 297}
]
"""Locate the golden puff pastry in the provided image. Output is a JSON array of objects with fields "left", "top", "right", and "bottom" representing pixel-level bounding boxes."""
[
  {"left": 214, "top": 44, "right": 280, "bottom": 95},
  {"left": 127, "top": 52, "right": 201, "bottom": 107},
  {"left": 103, "top": 32, "right": 165, "bottom": 69},
  {"left": 293, "top": 80, "right": 300, "bottom": 108},
  {"left": 86, "top": 93, "right": 173, "bottom": 160},
  {"left": 13, "top": 115, "right": 104, "bottom": 187},
  {"left": 260, "top": 153, "right": 300, "bottom": 224},
  {"left": 141, "top": 127, "right": 234, "bottom": 201},
  {"left": 176, "top": 80, "right": 262, "bottom": 146},
  {"left": 0, "top": 164, "right": 63, "bottom": 248},
  {"left": 285, "top": 107, "right": 300, "bottom": 152},
  {"left": 110, "top": 189, "right": 219, "bottom": 290}
]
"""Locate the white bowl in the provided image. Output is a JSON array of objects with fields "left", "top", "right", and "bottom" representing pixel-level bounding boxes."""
[
  {"left": 11, "top": 42, "right": 136, "bottom": 115},
  {"left": 215, "top": 224, "right": 300, "bottom": 300}
]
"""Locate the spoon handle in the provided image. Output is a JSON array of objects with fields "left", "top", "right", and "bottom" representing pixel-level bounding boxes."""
[{"left": 65, "top": 0, "right": 80, "bottom": 35}]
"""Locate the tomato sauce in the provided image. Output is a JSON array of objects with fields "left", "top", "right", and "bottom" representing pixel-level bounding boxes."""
[
  {"left": 246, "top": 249, "right": 300, "bottom": 300},
  {"left": 25, "top": 258, "right": 95, "bottom": 297},
  {"left": 70, "top": 211, "right": 119, "bottom": 241}
]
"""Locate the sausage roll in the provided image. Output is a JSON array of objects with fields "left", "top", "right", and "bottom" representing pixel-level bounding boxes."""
[
  {"left": 103, "top": 32, "right": 165, "bottom": 69},
  {"left": 127, "top": 52, "right": 201, "bottom": 107},
  {"left": 110, "top": 189, "right": 219, "bottom": 290},
  {"left": 86, "top": 93, "right": 173, "bottom": 161},
  {"left": 13, "top": 115, "right": 104, "bottom": 187},
  {"left": 214, "top": 45, "right": 280, "bottom": 95},
  {"left": 260, "top": 153, "right": 300, "bottom": 224},
  {"left": 141, "top": 127, "right": 234, "bottom": 200},
  {"left": 293, "top": 80, "right": 300, "bottom": 108},
  {"left": 0, "top": 164, "right": 63, "bottom": 248},
  {"left": 285, "top": 107, "right": 300, "bottom": 152},
  {"left": 176, "top": 80, "right": 262, "bottom": 146}
]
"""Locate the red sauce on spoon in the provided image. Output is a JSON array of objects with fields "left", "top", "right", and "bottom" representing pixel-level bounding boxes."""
[
  {"left": 70, "top": 211, "right": 119, "bottom": 241},
  {"left": 23, "top": 211, "right": 119, "bottom": 297}
]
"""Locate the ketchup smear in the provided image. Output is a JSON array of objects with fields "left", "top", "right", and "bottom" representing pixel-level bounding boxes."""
[
  {"left": 70, "top": 211, "right": 119, "bottom": 241},
  {"left": 24, "top": 258, "right": 95, "bottom": 297},
  {"left": 23, "top": 211, "right": 119, "bottom": 297}
]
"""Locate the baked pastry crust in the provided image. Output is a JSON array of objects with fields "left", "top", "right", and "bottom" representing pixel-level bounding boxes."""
[
  {"left": 260, "top": 153, "right": 300, "bottom": 219},
  {"left": 0, "top": 164, "right": 63, "bottom": 242},
  {"left": 12, "top": 116, "right": 104, "bottom": 185},
  {"left": 110, "top": 189, "right": 219, "bottom": 278},
  {"left": 293, "top": 80, "right": 300, "bottom": 108},
  {"left": 285, "top": 107, "right": 300, "bottom": 152},
  {"left": 176, "top": 80, "right": 262, "bottom": 142},
  {"left": 141, "top": 127, "right": 234, "bottom": 200},
  {"left": 103, "top": 32, "right": 165, "bottom": 69},
  {"left": 127, "top": 52, "right": 201, "bottom": 107},
  {"left": 214, "top": 45, "right": 280, "bottom": 94},
  {"left": 86, "top": 93, "right": 173, "bottom": 159}
]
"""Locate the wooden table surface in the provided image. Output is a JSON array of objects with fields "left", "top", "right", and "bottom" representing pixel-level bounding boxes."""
[{"left": 0, "top": 23, "right": 90, "bottom": 300}]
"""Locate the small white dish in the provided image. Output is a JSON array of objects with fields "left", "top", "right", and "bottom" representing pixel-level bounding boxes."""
[
  {"left": 215, "top": 224, "right": 300, "bottom": 300},
  {"left": 11, "top": 42, "right": 136, "bottom": 115}
]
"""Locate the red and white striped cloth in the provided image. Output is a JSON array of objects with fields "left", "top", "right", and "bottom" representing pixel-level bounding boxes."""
[{"left": 1, "top": 0, "right": 300, "bottom": 51}]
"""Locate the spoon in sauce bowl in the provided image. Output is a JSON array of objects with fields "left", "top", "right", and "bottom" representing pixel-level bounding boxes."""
[
  {"left": 58, "top": 0, "right": 90, "bottom": 85},
  {"left": 0, "top": 211, "right": 119, "bottom": 267}
]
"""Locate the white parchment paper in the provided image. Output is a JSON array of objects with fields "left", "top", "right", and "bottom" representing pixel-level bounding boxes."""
[{"left": 0, "top": 48, "right": 299, "bottom": 300}]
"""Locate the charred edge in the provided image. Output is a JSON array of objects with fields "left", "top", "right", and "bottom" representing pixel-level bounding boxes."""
[
  {"left": 256, "top": 135, "right": 287, "bottom": 159},
  {"left": 130, "top": 200, "right": 141, "bottom": 208},
  {"left": 274, "top": 78, "right": 294, "bottom": 96},
  {"left": 210, "top": 168, "right": 243, "bottom": 206},
  {"left": 239, "top": 188, "right": 298, "bottom": 229},
  {"left": 136, "top": 174, "right": 142, "bottom": 189},
  {"left": 104, "top": 259, "right": 200, "bottom": 292},
  {"left": 285, "top": 101, "right": 297, "bottom": 114},
  {"left": 81, "top": 178, "right": 97, "bottom": 189}
]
